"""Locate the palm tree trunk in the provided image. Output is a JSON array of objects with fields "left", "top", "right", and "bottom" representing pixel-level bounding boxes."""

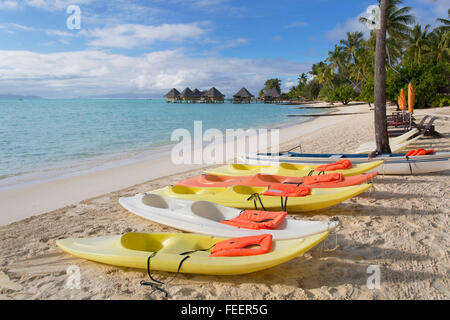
[
  {"left": 373, "top": 0, "right": 391, "bottom": 155},
  {"left": 352, "top": 53, "right": 368, "bottom": 83},
  {"left": 386, "top": 45, "right": 409, "bottom": 83}
]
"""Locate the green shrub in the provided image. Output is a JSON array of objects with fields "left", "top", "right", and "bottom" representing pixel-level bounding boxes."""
[
  {"left": 429, "top": 95, "right": 450, "bottom": 107},
  {"left": 328, "top": 85, "right": 358, "bottom": 105},
  {"left": 386, "top": 60, "right": 450, "bottom": 108},
  {"left": 360, "top": 77, "right": 374, "bottom": 104}
]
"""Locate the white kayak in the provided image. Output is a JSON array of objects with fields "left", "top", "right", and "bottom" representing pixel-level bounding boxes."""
[
  {"left": 355, "top": 134, "right": 423, "bottom": 154},
  {"left": 119, "top": 193, "right": 339, "bottom": 240},
  {"left": 358, "top": 129, "right": 419, "bottom": 149},
  {"left": 240, "top": 152, "right": 450, "bottom": 175}
]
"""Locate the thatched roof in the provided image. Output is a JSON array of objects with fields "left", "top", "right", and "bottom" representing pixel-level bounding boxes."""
[
  {"left": 204, "top": 87, "right": 225, "bottom": 98},
  {"left": 263, "top": 87, "right": 281, "bottom": 98},
  {"left": 164, "top": 88, "right": 180, "bottom": 98},
  {"left": 179, "top": 87, "right": 195, "bottom": 99},
  {"left": 192, "top": 88, "right": 202, "bottom": 98},
  {"left": 233, "top": 87, "right": 254, "bottom": 98}
]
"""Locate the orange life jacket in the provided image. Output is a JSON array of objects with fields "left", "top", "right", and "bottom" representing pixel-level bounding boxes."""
[
  {"left": 303, "top": 172, "right": 343, "bottom": 185},
  {"left": 405, "top": 149, "right": 434, "bottom": 156},
  {"left": 210, "top": 234, "right": 272, "bottom": 257},
  {"left": 220, "top": 210, "right": 287, "bottom": 230},
  {"left": 261, "top": 185, "right": 311, "bottom": 197},
  {"left": 315, "top": 160, "right": 352, "bottom": 172}
]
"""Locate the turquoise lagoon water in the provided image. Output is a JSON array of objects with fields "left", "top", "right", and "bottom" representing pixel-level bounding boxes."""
[{"left": 0, "top": 98, "right": 324, "bottom": 189}]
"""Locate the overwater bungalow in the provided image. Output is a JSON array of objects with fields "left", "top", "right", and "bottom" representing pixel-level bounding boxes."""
[
  {"left": 203, "top": 87, "right": 225, "bottom": 103},
  {"left": 192, "top": 88, "right": 202, "bottom": 101},
  {"left": 233, "top": 87, "right": 254, "bottom": 104},
  {"left": 179, "top": 87, "right": 196, "bottom": 102},
  {"left": 164, "top": 88, "right": 180, "bottom": 103},
  {"left": 262, "top": 87, "right": 281, "bottom": 103}
]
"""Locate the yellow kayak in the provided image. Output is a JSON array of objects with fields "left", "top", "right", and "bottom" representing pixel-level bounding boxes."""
[
  {"left": 56, "top": 232, "right": 329, "bottom": 275},
  {"left": 149, "top": 184, "right": 372, "bottom": 212},
  {"left": 204, "top": 161, "right": 384, "bottom": 177}
]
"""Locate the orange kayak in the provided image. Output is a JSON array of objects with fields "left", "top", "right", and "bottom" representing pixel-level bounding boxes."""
[{"left": 176, "top": 172, "right": 378, "bottom": 189}]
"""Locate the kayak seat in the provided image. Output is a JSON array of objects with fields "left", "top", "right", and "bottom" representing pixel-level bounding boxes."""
[
  {"left": 170, "top": 185, "right": 198, "bottom": 195},
  {"left": 232, "top": 185, "right": 260, "bottom": 195},
  {"left": 202, "top": 174, "right": 226, "bottom": 182},
  {"left": 256, "top": 174, "right": 283, "bottom": 183},
  {"left": 231, "top": 164, "right": 255, "bottom": 170},
  {"left": 191, "top": 201, "right": 227, "bottom": 221},
  {"left": 121, "top": 233, "right": 164, "bottom": 252},
  {"left": 279, "top": 163, "right": 300, "bottom": 170},
  {"left": 142, "top": 194, "right": 170, "bottom": 209}
]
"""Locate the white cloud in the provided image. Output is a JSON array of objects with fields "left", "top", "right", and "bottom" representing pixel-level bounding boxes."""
[
  {"left": 9, "top": 22, "right": 33, "bottom": 30},
  {"left": 412, "top": 0, "right": 450, "bottom": 27},
  {"left": 0, "top": 23, "right": 34, "bottom": 31},
  {"left": 80, "top": 23, "right": 208, "bottom": 48},
  {"left": 0, "top": 0, "right": 91, "bottom": 10},
  {"left": 45, "top": 29, "right": 77, "bottom": 37},
  {"left": 0, "top": 49, "right": 310, "bottom": 97},
  {"left": 24, "top": 0, "right": 91, "bottom": 11},
  {"left": 283, "top": 80, "right": 296, "bottom": 90},
  {"left": 0, "top": 0, "right": 19, "bottom": 9},
  {"left": 326, "top": 1, "right": 450, "bottom": 41},
  {"left": 325, "top": 10, "right": 370, "bottom": 41},
  {"left": 416, "top": 0, "right": 450, "bottom": 17}
]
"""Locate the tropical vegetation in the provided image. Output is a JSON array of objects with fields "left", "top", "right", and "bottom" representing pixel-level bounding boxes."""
[{"left": 281, "top": 1, "right": 449, "bottom": 108}]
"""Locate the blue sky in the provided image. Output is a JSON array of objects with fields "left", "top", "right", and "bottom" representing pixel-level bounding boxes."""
[{"left": 0, "top": 0, "right": 447, "bottom": 98}]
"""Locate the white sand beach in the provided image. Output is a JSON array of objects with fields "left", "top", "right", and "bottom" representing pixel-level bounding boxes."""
[{"left": 0, "top": 102, "right": 449, "bottom": 300}]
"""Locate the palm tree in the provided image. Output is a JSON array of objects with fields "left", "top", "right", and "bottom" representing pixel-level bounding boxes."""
[
  {"left": 298, "top": 73, "right": 308, "bottom": 87},
  {"left": 406, "top": 24, "right": 431, "bottom": 64},
  {"left": 316, "top": 64, "right": 335, "bottom": 89},
  {"left": 340, "top": 32, "right": 369, "bottom": 83},
  {"left": 359, "top": 0, "right": 415, "bottom": 79},
  {"left": 373, "top": 0, "right": 391, "bottom": 154},
  {"left": 327, "top": 45, "right": 346, "bottom": 73},
  {"left": 436, "top": 9, "right": 450, "bottom": 32},
  {"left": 359, "top": 0, "right": 415, "bottom": 40},
  {"left": 385, "top": 0, "right": 415, "bottom": 40},
  {"left": 426, "top": 29, "right": 449, "bottom": 63},
  {"left": 326, "top": 44, "right": 362, "bottom": 90}
]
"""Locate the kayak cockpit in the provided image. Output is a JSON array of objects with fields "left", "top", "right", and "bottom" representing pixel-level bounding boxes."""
[
  {"left": 190, "top": 201, "right": 228, "bottom": 221},
  {"left": 142, "top": 193, "right": 183, "bottom": 210}
]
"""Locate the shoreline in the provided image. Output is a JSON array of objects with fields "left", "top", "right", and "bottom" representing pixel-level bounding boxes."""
[
  {"left": 0, "top": 105, "right": 323, "bottom": 193},
  {"left": 0, "top": 104, "right": 334, "bottom": 225}
]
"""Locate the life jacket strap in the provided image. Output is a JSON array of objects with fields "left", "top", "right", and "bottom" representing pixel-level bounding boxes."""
[
  {"left": 282, "top": 181, "right": 303, "bottom": 186},
  {"left": 247, "top": 193, "right": 266, "bottom": 211},
  {"left": 179, "top": 243, "right": 216, "bottom": 256},
  {"left": 140, "top": 251, "right": 193, "bottom": 298}
]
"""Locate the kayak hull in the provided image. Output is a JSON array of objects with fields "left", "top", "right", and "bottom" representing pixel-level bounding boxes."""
[
  {"left": 355, "top": 134, "right": 423, "bottom": 154},
  {"left": 149, "top": 184, "right": 372, "bottom": 213},
  {"left": 358, "top": 128, "right": 419, "bottom": 148},
  {"left": 240, "top": 152, "right": 450, "bottom": 175},
  {"left": 57, "top": 232, "right": 329, "bottom": 275},
  {"left": 204, "top": 161, "right": 384, "bottom": 177},
  {"left": 176, "top": 172, "right": 378, "bottom": 189},
  {"left": 119, "top": 194, "right": 339, "bottom": 240}
]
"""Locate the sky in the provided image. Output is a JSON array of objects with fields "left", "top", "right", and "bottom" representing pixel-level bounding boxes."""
[{"left": 0, "top": 0, "right": 448, "bottom": 98}]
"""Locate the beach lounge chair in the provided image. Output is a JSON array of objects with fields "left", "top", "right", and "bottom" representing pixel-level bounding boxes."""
[
  {"left": 387, "top": 111, "right": 415, "bottom": 126},
  {"left": 388, "top": 116, "right": 439, "bottom": 137}
]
